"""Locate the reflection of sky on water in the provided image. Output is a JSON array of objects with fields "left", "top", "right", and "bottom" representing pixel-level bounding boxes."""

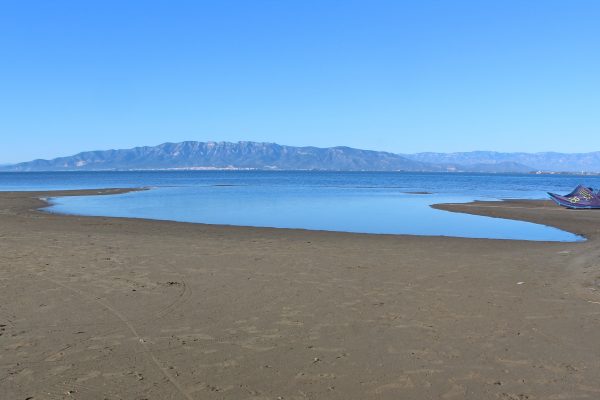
[{"left": 48, "top": 185, "right": 583, "bottom": 242}]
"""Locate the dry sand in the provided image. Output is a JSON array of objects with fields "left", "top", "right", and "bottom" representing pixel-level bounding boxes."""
[{"left": 1, "top": 189, "right": 600, "bottom": 399}]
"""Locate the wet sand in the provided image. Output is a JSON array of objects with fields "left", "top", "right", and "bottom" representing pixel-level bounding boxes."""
[{"left": 1, "top": 189, "right": 600, "bottom": 399}]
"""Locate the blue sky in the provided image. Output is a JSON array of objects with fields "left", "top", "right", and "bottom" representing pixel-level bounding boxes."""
[{"left": 1, "top": 0, "right": 599, "bottom": 163}]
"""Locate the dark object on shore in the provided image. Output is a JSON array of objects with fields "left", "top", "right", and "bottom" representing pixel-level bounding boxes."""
[{"left": 548, "top": 185, "right": 600, "bottom": 209}]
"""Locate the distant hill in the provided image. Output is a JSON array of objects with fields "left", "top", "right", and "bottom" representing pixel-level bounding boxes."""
[
  {"left": 1, "top": 141, "right": 598, "bottom": 173},
  {"left": 403, "top": 151, "right": 600, "bottom": 173},
  {"left": 451, "top": 161, "right": 533, "bottom": 174}
]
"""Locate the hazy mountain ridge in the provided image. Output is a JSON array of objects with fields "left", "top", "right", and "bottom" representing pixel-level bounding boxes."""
[
  {"left": 403, "top": 151, "right": 600, "bottom": 172},
  {"left": 2, "top": 141, "right": 598, "bottom": 173},
  {"left": 2, "top": 141, "right": 438, "bottom": 172}
]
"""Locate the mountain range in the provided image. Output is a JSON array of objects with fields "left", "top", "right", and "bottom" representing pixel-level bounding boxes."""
[
  {"left": 402, "top": 151, "right": 600, "bottom": 173},
  {"left": 2, "top": 141, "right": 599, "bottom": 173}
]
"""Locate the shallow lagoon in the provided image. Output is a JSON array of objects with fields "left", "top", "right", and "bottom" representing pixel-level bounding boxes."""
[
  {"left": 1, "top": 170, "right": 592, "bottom": 242},
  {"left": 47, "top": 183, "right": 584, "bottom": 242}
]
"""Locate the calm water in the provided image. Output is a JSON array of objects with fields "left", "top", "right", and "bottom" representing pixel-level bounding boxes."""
[{"left": 1, "top": 171, "right": 596, "bottom": 241}]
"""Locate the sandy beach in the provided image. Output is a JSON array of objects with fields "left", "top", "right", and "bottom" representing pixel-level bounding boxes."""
[{"left": 1, "top": 189, "right": 600, "bottom": 399}]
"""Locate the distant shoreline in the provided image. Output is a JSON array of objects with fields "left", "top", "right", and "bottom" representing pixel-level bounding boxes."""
[{"left": 2, "top": 168, "right": 600, "bottom": 176}]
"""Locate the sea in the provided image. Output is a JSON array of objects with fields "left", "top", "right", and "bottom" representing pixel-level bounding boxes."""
[{"left": 1, "top": 171, "right": 598, "bottom": 242}]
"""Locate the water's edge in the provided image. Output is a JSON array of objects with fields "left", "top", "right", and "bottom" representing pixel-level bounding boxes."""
[{"left": 38, "top": 187, "right": 586, "bottom": 243}]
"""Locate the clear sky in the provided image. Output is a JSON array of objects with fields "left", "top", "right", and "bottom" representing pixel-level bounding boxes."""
[{"left": 1, "top": 0, "right": 599, "bottom": 163}]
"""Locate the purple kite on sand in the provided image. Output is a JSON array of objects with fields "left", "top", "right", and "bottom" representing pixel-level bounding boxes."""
[{"left": 548, "top": 185, "right": 600, "bottom": 209}]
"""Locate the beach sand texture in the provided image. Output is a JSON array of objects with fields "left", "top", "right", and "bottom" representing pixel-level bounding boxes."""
[{"left": 1, "top": 189, "right": 600, "bottom": 399}]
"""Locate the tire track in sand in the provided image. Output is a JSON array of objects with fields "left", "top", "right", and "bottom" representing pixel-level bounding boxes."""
[{"left": 36, "top": 273, "right": 193, "bottom": 400}]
